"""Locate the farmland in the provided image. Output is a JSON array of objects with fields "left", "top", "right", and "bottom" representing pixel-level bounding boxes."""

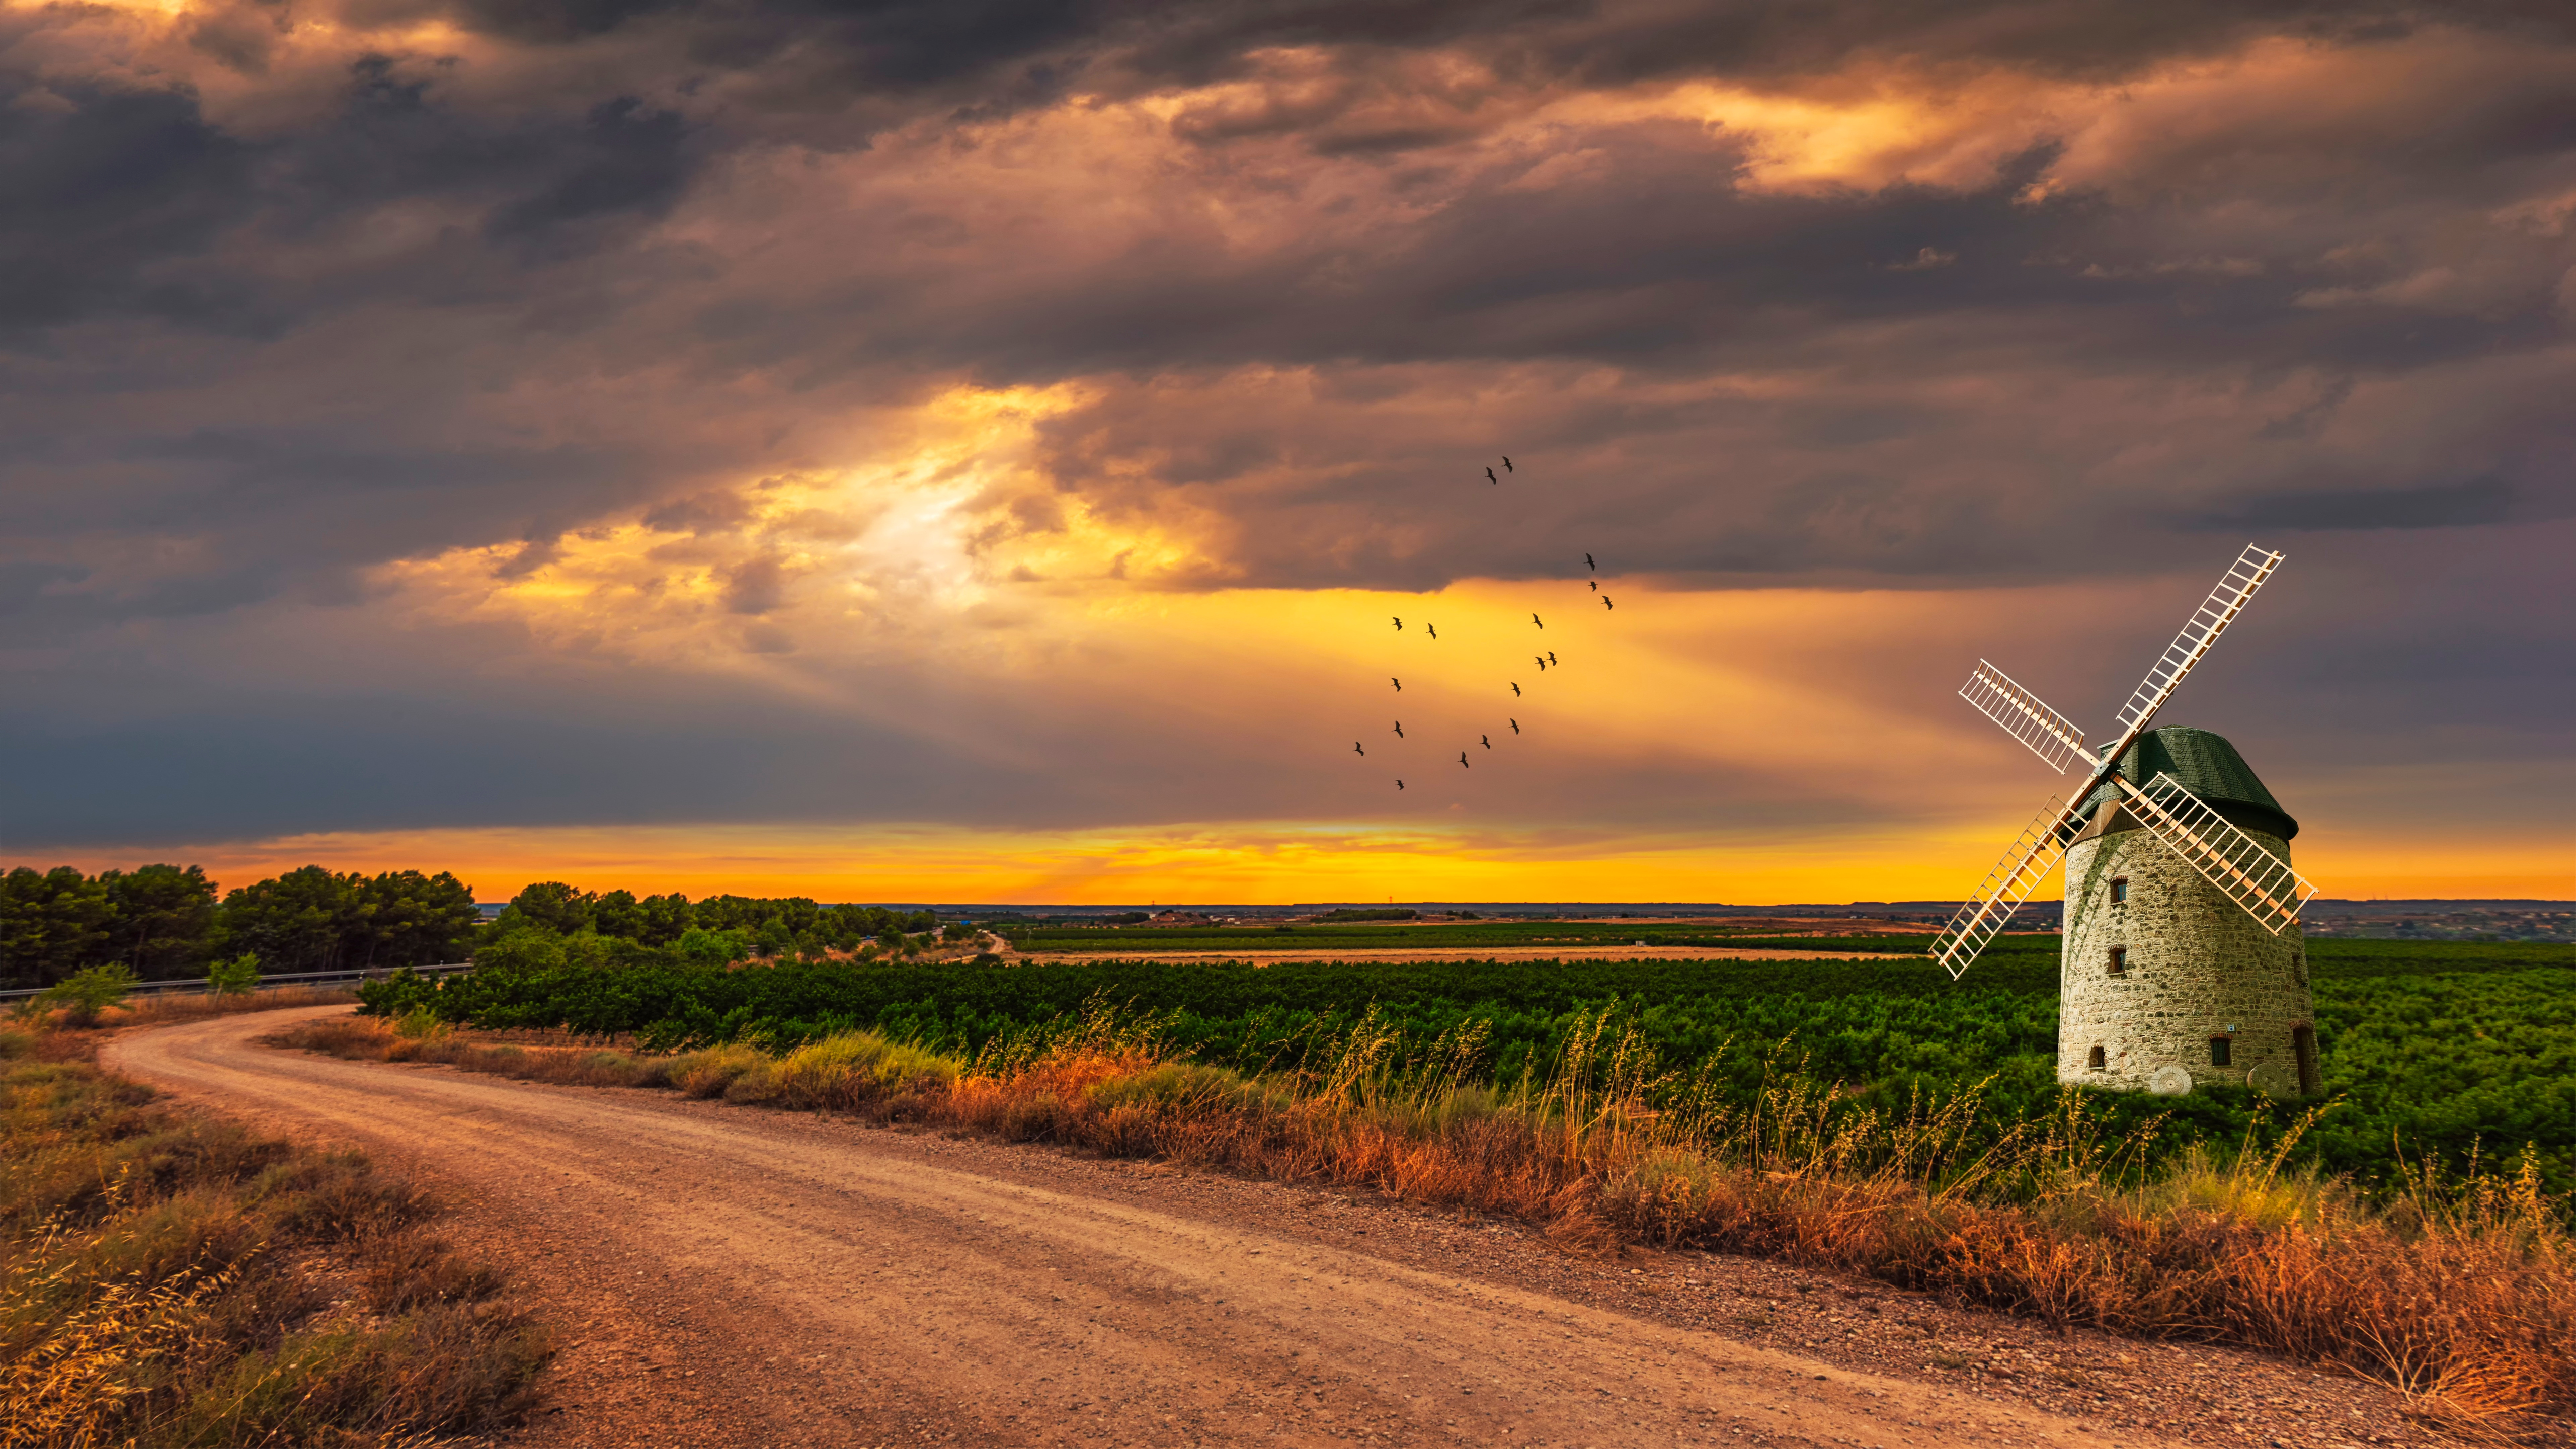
[
  {"left": 378, "top": 926, "right": 2576, "bottom": 1197},
  {"left": 995, "top": 916, "right": 1937, "bottom": 955}
]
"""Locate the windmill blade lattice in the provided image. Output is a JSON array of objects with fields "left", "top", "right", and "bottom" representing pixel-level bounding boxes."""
[
  {"left": 2115, "top": 772, "right": 2316, "bottom": 935},
  {"left": 1959, "top": 660, "right": 2091, "bottom": 774},
  {"left": 1926, "top": 792, "right": 2078, "bottom": 980},
  {"left": 2109, "top": 544, "right": 2281, "bottom": 747}
]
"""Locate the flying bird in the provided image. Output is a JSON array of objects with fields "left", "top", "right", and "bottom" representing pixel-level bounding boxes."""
[
  {"left": 1426, "top": 624, "right": 1437, "bottom": 640},
  {"left": 1502, "top": 456, "right": 1513, "bottom": 472},
  {"left": 1459, "top": 752, "right": 1470, "bottom": 768},
  {"left": 1532, "top": 613, "right": 1544, "bottom": 629},
  {"left": 1393, "top": 617, "right": 1402, "bottom": 630},
  {"left": 1536, "top": 656, "right": 1547, "bottom": 671},
  {"left": 1589, "top": 579, "right": 1597, "bottom": 592},
  {"left": 1585, "top": 553, "right": 1595, "bottom": 571},
  {"left": 1510, "top": 682, "right": 1521, "bottom": 696},
  {"left": 1397, "top": 779, "right": 1405, "bottom": 790},
  {"left": 1548, "top": 650, "right": 1557, "bottom": 665},
  {"left": 1354, "top": 742, "right": 1365, "bottom": 756},
  {"left": 1602, "top": 595, "right": 1613, "bottom": 609},
  {"left": 1485, "top": 467, "right": 1497, "bottom": 484},
  {"left": 1393, "top": 721, "right": 1404, "bottom": 737},
  {"left": 1392, "top": 677, "right": 1402, "bottom": 691},
  {"left": 1481, "top": 735, "right": 1491, "bottom": 749},
  {"left": 1509, "top": 718, "right": 1520, "bottom": 734}
]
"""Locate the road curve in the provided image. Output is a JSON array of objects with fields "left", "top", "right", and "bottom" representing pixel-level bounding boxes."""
[{"left": 108, "top": 1007, "right": 2134, "bottom": 1449}]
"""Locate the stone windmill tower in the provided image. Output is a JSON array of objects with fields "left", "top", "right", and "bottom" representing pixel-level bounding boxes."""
[{"left": 1930, "top": 545, "right": 2320, "bottom": 1098}]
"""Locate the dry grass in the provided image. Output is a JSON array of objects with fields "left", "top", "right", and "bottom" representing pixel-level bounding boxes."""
[
  {"left": 8, "top": 985, "right": 361, "bottom": 1037},
  {"left": 271, "top": 1008, "right": 2576, "bottom": 1429},
  {"left": 110, "top": 986, "right": 362, "bottom": 1029},
  {"left": 0, "top": 1022, "right": 547, "bottom": 1448}
]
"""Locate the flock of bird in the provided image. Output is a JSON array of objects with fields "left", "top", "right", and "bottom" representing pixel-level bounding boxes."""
[{"left": 1355, "top": 456, "right": 1619, "bottom": 792}]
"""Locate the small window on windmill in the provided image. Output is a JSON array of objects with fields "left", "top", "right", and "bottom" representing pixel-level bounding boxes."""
[
  {"left": 2109, "top": 877, "right": 2129, "bottom": 905},
  {"left": 2106, "top": 946, "right": 2128, "bottom": 976},
  {"left": 2086, "top": 1044, "right": 2106, "bottom": 1070},
  {"left": 2209, "top": 1036, "right": 2233, "bottom": 1067}
]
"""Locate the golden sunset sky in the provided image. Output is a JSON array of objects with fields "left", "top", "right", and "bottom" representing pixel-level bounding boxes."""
[{"left": 5, "top": 0, "right": 2571, "bottom": 903}]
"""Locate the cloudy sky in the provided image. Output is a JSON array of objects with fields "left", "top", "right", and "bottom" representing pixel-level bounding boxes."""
[{"left": 5, "top": 0, "right": 2571, "bottom": 903}]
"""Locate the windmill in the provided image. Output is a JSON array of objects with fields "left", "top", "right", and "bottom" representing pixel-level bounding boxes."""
[{"left": 1930, "top": 543, "right": 2320, "bottom": 1098}]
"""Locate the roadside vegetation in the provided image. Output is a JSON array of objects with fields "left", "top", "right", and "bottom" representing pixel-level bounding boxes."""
[
  {"left": 1, "top": 1012, "right": 547, "bottom": 1448},
  {"left": 280, "top": 1003, "right": 2574, "bottom": 1428}
]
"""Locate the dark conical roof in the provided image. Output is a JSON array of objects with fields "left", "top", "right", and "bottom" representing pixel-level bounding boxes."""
[{"left": 2082, "top": 727, "right": 2298, "bottom": 841}]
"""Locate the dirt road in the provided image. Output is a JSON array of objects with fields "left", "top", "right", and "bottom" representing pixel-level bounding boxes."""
[{"left": 109, "top": 1009, "right": 2174, "bottom": 1449}]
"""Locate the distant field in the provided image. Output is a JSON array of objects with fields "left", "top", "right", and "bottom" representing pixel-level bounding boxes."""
[
  {"left": 1001, "top": 917, "right": 1936, "bottom": 955},
  {"left": 407, "top": 933, "right": 2576, "bottom": 1196}
]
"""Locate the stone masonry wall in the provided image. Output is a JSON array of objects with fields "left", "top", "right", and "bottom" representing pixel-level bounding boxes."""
[{"left": 2060, "top": 825, "right": 2315, "bottom": 1096}]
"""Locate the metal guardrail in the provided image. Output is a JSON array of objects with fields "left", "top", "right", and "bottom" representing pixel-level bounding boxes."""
[{"left": 0, "top": 961, "right": 474, "bottom": 1001}]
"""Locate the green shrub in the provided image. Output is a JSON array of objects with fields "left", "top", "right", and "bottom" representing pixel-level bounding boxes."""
[
  {"left": 355, "top": 968, "right": 436, "bottom": 1018},
  {"left": 205, "top": 953, "right": 261, "bottom": 996},
  {"left": 674, "top": 928, "right": 747, "bottom": 969},
  {"left": 43, "top": 964, "right": 136, "bottom": 1027}
]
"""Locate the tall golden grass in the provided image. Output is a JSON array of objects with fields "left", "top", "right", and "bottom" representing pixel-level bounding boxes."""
[
  {"left": 1, "top": 1023, "right": 547, "bottom": 1448},
  {"left": 273, "top": 1008, "right": 2575, "bottom": 1427}
]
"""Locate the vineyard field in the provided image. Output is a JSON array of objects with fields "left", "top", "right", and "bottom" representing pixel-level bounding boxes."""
[{"left": 379, "top": 934, "right": 2576, "bottom": 1195}]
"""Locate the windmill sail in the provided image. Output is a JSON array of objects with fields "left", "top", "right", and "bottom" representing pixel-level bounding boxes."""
[
  {"left": 2114, "top": 772, "right": 2315, "bottom": 934},
  {"left": 1927, "top": 794, "right": 2078, "bottom": 980},
  {"left": 1959, "top": 660, "right": 2091, "bottom": 774},
  {"left": 1931, "top": 543, "right": 2292, "bottom": 981},
  {"left": 2109, "top": 544, "right": 2282, "bottom": 747}
]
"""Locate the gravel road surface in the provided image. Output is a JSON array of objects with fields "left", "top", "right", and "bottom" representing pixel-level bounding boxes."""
[{"left": 104, "top": 1008, "right": 2411, "bottom": 1449}]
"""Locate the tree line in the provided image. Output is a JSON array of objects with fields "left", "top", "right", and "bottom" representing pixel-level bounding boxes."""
[
  {"left": 487, "top": 881, "right": 951, "bottom": 961},
  {"left": 0, "top": 864, "right": 479, "bottom": 990},
  {"left": 2, "top": 864, "right": 964, "bottom": 992}
]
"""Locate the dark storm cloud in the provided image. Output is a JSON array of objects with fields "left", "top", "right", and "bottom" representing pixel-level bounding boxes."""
[
  {"left": 408, "top": 0, "right": 2576, "bottom": 92},
  {"left": 442, "top": 0, "right": 1122, "bottom": 78},
  {"left": 0, "top": 664, "right": 982, "bottom": 842},
  {"left": 2206, "top": 477, "right": 2523, "bottom": 532},
  {"left": 0, "top": 67, "right": 254, "bottom": 330},
  {"left": 0, "top": 426, "right": 645, "bottom": 626},
  {"left": 0, "top": 31, "right": 694, "bottom": 337},
  {"left": 5, "top": 10, "right": 2567, "bottom": 604},
  {"left": 955, "top": 113, "right": 2571, "bottom": 589},
  {"left": 677, "top": 131, "right": 2477, "bottom": 384}
]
